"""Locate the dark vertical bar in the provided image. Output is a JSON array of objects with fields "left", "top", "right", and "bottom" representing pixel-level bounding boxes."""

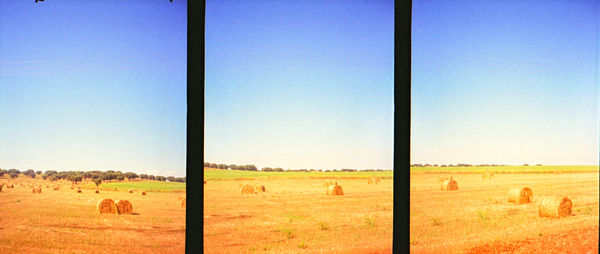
[
  {"left": 187, "top": 0, "right": 205, "bottom": 253},
  {"left": 394, "top": 0, "right": 411, "bottom": 253}
]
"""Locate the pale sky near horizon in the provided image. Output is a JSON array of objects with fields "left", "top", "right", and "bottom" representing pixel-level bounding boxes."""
[
  {"left": 411, "top": 0, "right": 599, "bottom": 166},
  {"left": 0, "top": 1, "right": 187, "bottom": 177},
  {"left": 204, "top": 0, "right": 394, "bottom": 170}
]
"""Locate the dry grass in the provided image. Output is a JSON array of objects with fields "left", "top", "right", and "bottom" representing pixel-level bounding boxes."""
[
  {"left": 0, "top": 175, "right": 185, "bottom": 253},
  {"left": 410, "top": 172, "right": 599, "bottom": 253},
  {"left": 32, "top": 187, "right": 41, "bottom": 193},
  {"left": 507, "top": 187, "right": 533, "bottom": 204},
  {"left": 204, "top": 177, "right": 392, "bottom": 253},
  {"left": 539, "top": 196, "right": 572, "bottom": 218}
]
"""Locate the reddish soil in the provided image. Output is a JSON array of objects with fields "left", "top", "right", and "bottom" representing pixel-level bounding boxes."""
[{"left": 468, "top": 225, "right": 598, "bottom": 254}]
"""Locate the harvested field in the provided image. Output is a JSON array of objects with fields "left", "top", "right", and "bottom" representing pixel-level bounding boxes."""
[
  {"left": 410, "top": 171, "right": 599, "bottom": 253},
  {"left": 204, "top": 177, "right": 393, "bottom": 253},
  {"left": 0, "top": 176, "right": 185, "bottom": 253}
]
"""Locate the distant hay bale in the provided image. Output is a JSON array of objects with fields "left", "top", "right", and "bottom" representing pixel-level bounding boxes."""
[
  {"left": 507, "top": 187, "right": 533, "bottom": 204},
  {"left": 539, "top": 196, "right": 572, "bottom": 218},
  {"left": 326, "top": 181, "right": 344, "bottom": 196},
  {"left": 33, "top": 187, "right": 41, "bottom": 193},
  {"left": 115, "top": 200, "right": 133, "bottom": 215},
  {"left": 441, "top": 177, "right": 458, "bottom": 191},
  {"left": 374, "top": 177, "right": 381, "bottom": 184},
  {"left": 128, "top": 190, "right": 133, "bottom": 193},
  {"left": 482, "top": 172, "right": 494, "bottom": 179},
  {"left": 141, "top": 192, "right": 146, "bottom": 195},
  {"left": 53, "top": 186, "right": 59, "bottom": 191},
  {"left": 181, "top": 198, "right": 186, "bottom": 208},
  {"left": 95, "top": 190, "right": 99, "bottom": 194},
  {"left": 254, "top": 185, "right": 265, "bottom": 192},
  {"left": 7, "top": 184, "right": 13, "bottom": 189},
  {"left": 77, "top": 189, "right": 82, "bottom": 193},
  {"left": 241, "top": 184, "right": 255, "bottom": 194},
  {"left": 97, "top": 199, "right": 117, "bottom": 214}
]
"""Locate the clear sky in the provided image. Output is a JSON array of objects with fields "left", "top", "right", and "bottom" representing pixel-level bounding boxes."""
[
  {"left": 411, "top": 0, "right": 599, "bottom": 165},
  {"left": 205, "top": 0, "right": 394, "bottom": 170},
  {"left": 0, "top": 1, "right": 187, "bottom": 177}
]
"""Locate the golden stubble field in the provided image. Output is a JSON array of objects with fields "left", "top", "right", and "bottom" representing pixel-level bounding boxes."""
[
  {"left": 203, "top": 177, "right": 393, "bottom": 254},
  {"left": 410, "top": 172, "right": 599, "bottom": 253},
  {"left": 0, "top": 176, "right": 186, "bottom": 253}
]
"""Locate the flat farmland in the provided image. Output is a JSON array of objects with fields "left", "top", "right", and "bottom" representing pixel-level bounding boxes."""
[
  {"left": 0, "top": 176, "right": 186, "bottom": 253},
  {"left": 203, "top": 171, "right": 393, "bottom": 253},
  {"left": 410, "top": 171, "right": 599, "bottom": 253}
]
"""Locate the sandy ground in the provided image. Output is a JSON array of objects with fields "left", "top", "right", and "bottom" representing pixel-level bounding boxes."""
[
  {"left": 203, "top": 177, "right": 393, "bottom": 253},
  {"left": 410, "top": 172, "right": 599, "bottom": 253},
  {"left": 0, "top": 177, "right": 185, "bottom": 253}
]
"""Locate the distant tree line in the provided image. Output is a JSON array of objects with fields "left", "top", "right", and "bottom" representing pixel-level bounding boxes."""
[
  {"left": 0, "top": 168, "right": 185, "bottom": 183},
  {"left": 203, "top": 163, "right": 391, "bottom": 172},
  {"left": 204, "top": 162, "right": 258, "bottom": 171}
]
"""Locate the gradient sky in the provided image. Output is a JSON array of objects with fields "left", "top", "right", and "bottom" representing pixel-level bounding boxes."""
[
  {"left": 205, "top": 0, "right": 394, "bottom": 170},
  {"left": 411, "top": 0, "right": 599, "bottom": 165},
  {"left": 0, "top": 1, "right": 187, "bottom": 177}
]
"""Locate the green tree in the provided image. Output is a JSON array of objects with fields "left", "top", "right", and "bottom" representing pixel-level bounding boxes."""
[{"left": 93, "top": 178, "right": 102, "bottom": 187}]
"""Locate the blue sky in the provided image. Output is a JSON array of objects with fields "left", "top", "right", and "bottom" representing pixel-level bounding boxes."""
[
  {"left": 205, "top": 0, "right": 394, "bottom": 170},
  {"left": 0, "top": 1, "right": 187, "bottom": 177},
  {"left": 411, "top": 0, "right": 599, "bottom": 165}
]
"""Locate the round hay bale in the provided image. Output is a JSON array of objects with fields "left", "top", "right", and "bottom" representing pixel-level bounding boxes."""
[
  {"left": 539, "top": 196, "right": 572, "bottom": 218},
  {"left": 33, "top": 187, "right": 42, "bottom": 193},
  {"left": 141, "top": 192, "right": 146, "bottom": 195},
  {"left": 115, "top": 200, "right": 133, "bottom": 215},
  {"left": 77, "top": 189, "right": 82, "bottom": 193},
  {"left": 507, "top": 187, "right": 533, "bottom": 204},
  {"left": 53, "top": 186, "right": 59, "bottom": 191},
  {"left": 254, "top": 185, "right": 265, "bottom": 192},
  {"left": 326, "top": 182, "right": 344, "bottom": 195},
  {"left": 97, "top": 199, "right": 117, "bottom": 214},
  {"left": 95, "top": 190, "right": 99, "bottom": 194},
  {"left": 8, "top": 184, "right": 14, "bottom": 189},
  {"left": 241, "top": 184, "right": 255, "bottom": 194},
  {"left": 441, "top": 177, "right": 458, "bottom": 191},
  {"left": 128, "top": 190, "right": 133, "bottom": 193},
  {"left": 181, "top": 198, "right": 186, "bottom": 208}
]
